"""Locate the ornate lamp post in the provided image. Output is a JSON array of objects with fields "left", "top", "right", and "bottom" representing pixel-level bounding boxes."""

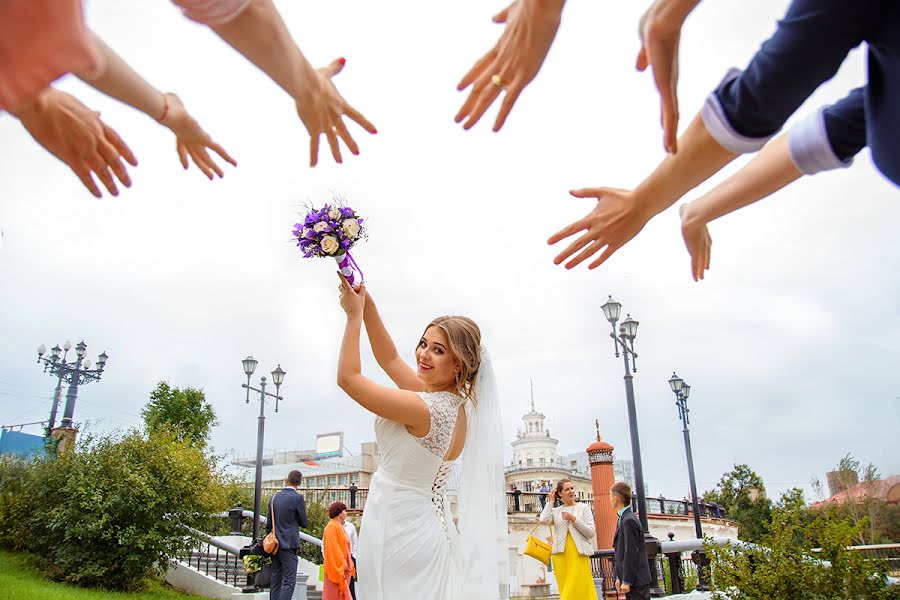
[
  {"left": 600, "top": 295, "right": 663, "bottom": 596},
  {"left": 667, "top": 372, "right": 710, "bottom": 591},
  {"left": 241, "top": 356, "right": 285, "bottom": 541},
  {"left": 37, "top": 340, "right": 108, "bottom": 444}
]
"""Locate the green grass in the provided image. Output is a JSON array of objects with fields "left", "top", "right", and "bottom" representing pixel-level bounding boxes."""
[{"left": 0, "top": 550, "right": 207, "bottom": 600}]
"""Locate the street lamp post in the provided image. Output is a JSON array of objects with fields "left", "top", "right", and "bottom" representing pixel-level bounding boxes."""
[
  {"left": 600, "top": 295, "right": 664, "bottom": 596},
  {"left": 667, "top": 372, "right": 710, "bottom": 592},
  {"left": 37, "top": 340, "right": 108, "bottom": 441},
  {"left": 241, "top": 356, "right": 286, "bottom": 541}
]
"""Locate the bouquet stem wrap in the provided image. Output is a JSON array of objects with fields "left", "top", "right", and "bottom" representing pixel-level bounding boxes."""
[{"left": 335, "top": 251, "right": 364, "bottom": 286}]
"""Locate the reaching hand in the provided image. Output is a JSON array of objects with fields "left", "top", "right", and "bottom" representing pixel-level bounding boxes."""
[
  {"left": 455, "top": 0, "right": 565, "bottom": 132},
  {"left": 636, "top": 0, "right": 698, "bottom": 154},
  {"left": 679, "top": 203, "right": 711, "bottom": 281},
  {"left": 159, "top": 92, "right": 236, "bottom": 179},
  {"left": 548, "top": 188, "right": 654, "bottom": 270},
  {"left": 338, "top": 272, "right": 366, "bottom": 318},
  {"left": 295, "top": 58, "right": 377, "bottom": 167},
  {"left": 14, "top": 87, "right": 137, "bottom": 198}
]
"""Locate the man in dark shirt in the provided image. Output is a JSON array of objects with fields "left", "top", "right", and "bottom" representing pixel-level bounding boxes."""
[
  {"left": 611, "top": 481, "right": 651, "bottom": 600},
  {"left": 265, "top": 469, "right": 309, "bottom": 600}
]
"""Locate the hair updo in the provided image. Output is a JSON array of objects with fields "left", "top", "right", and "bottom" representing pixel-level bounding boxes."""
[{"left": 421, "top": 315, "right": 481, "bottom": 403}]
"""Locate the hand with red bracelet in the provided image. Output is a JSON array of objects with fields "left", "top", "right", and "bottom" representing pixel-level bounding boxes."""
[{"left": 158, "top": 92, "right": 236, "bottom": 179}]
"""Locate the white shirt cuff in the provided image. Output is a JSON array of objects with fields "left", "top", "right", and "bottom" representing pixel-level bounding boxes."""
[
  {"left": 701, "top": 68, "right": 776, "bottom": 154},
  {"left": 787, "top": 108, "right": 853, "bottom": 175}
]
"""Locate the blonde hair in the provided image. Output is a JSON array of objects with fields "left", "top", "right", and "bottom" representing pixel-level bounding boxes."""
[{"left": 421, "top": 316, "right": 481, "bottom": 403}]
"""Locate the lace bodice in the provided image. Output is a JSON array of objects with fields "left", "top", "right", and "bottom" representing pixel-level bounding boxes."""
[{"left": 414, "top": 391, "right": 465, "bottom": 458}]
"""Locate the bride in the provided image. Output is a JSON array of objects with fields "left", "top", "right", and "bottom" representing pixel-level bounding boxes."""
[{"left": 335, "top": 275, "right": 509, "bottom": 600}]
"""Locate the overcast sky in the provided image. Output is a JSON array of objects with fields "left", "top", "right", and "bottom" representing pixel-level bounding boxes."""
[{"left": 1, "top": 0, "right": 897, "bottom": 502}]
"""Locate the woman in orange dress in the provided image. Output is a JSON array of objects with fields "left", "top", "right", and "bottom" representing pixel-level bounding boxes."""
[{"left": 323, "top": 502, "right": 354, "bottom": 600}]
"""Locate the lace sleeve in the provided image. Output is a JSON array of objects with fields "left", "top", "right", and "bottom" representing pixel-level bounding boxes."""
[{"left": 414, "top": 392, "right": 460, "bottom": 458}]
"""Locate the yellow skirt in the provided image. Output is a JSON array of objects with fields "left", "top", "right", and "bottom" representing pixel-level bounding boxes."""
[{"left": 551, "top": 533, "right": 599, "bottom": 600}]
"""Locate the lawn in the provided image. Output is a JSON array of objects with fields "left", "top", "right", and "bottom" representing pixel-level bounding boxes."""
[{"left": 0, "top": 550, "right": 206, "bottom": 600}]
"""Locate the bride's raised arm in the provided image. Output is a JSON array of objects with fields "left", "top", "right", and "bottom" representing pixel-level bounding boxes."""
[
  {"left": 337, "top": 276, "right": 430, "bottom": 432},
  {"left": 362, "top": 290, "right": 425, "bottom": 391}
]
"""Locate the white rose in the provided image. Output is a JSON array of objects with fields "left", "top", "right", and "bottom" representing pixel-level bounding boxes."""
[
  {"left": 328, "top": 208, "right": 341, "bottom": 220},
  {"left": 314, "top": 221, "right": 329, "bottom": 233},
  {"left": 320, "top": 236, "right": 340, "bottom": 255},
  {"left": 342, "top": 219, "right": 361, "bottom": 239}
]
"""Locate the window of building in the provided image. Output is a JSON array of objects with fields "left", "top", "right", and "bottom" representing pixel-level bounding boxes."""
[
  {"left": 339, "top": 474, "right": 349, "bottom": 486},
  {"left": 328, "top": 475, "right": 338, "bottom": 487},
  {"left": 527, "top": 458, "right": 533, "bottom": 466},
  {"left": 539, "top": 457, "right": 546, "bottom": 466},
  {"left": 524, "top": 481, "right": 533, "bottom": 492}
]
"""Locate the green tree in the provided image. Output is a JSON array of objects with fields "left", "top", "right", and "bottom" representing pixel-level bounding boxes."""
[
  {"left": 707, "top": 490, "right": 897, "bottom": 599},
  {"left": 0, "top": 429, "right": 229, "bottom": 591},
  {"left": 703, "top": 464, "right": 773, "bottom": 542},
  {"left": 142, "top": 381, "right": 217, "bottom": 448}
]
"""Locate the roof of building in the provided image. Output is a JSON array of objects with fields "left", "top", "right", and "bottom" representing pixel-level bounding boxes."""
[
  {"left": 233, "top": 454, "right": 370, "bottom": 483},
  {"left": 812, "top": 475, "right": 900, "bottom": 507}
]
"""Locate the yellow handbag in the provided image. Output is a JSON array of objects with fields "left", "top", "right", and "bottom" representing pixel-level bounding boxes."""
[{"left": 523, "top": 520, "right": 553, "bottom": 565}]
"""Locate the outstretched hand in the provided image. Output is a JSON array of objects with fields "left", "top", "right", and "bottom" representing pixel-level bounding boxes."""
[
  {"left": 160, "top": 92, "right": 236, "bottom": 179},
  {"left": 337, "top": 272, "right": 366, "bottom": 317},
  {"left": 455, "top": 0, "right": 564, "bottom": 132},
  {"left": 14, "top": 87, "right": 137, "bottom": 198},
  {"left": 548, "top": 188, "right": 653, "bottom": 269},
  {"left": 296, "top": 58, "right": 377, "bottom": 167},
  {"left": 636, "top": 0, "right": 698, "bottom": 154},
  {"left": 679, "top": 203, "right": 711, "bottom": 281}
]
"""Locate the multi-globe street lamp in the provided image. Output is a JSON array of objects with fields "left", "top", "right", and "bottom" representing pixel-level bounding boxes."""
[
  {"left": 600, "top": 295, "right": 664, "bottom": 596},
  {"left": 667, "top": 372, "right": 710, "bottom": 591},
  {"left": 241, "top": 356, "right": 285, "bottom": 541},
  {"left": 36, "top": 340, "right": 108, "bottom": 438}
]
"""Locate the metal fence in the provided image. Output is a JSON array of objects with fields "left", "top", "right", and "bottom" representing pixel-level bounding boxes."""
[
  {"left": 813, "top": 543, "right": 900, "bottom": 577},
  {"left": 262, "top": 486, "right": 369, "bottom": 511},
  {"left": 504, "top": 491, "right": 727, "bottom": 519},
  {"left": 175, "top": 525, "right": 247, "bottom": 588}
]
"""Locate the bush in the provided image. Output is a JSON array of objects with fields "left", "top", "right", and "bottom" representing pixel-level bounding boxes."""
[
  {"left": 706, "top": 500, "right": 897, "bottom": 599},
  {"left": 0, "top": 429, "right": 229, "bottom": 590}
]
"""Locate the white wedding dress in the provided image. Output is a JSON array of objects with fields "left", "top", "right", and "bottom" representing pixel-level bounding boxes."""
[{"left": 356, "top": 391, "right": 464, "bottom": 599}]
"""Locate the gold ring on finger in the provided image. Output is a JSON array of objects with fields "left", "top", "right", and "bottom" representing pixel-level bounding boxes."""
[{"left": 491, "top": 74, "right": 503, "bottom": 88}]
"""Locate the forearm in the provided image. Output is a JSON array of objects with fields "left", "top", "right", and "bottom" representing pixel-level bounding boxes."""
[
  {"left": 210, "top": 0, "right": 315, "bottom": 99},
  {"left": 633, "top": 113, "right": 738, "bottom": 219},
  {"left": 337, "top": 316, "right": 364, "bottom": 388},
  {"left": 362, "top": 297, "right": 402, "bottom": 367},
  {"left": 538, "top": 502, "right": 553, "bottom": 524},
  {"left": 681, "top": 134, "right": 802, "bottom": 228},
  {"left": 77, "top": 32, "right": 166, "bottom": 120}
]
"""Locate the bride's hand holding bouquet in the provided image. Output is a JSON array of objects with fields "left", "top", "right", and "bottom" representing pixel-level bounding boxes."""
[{"left": 337, "top": 273, "right": 366, "bottom": 319}]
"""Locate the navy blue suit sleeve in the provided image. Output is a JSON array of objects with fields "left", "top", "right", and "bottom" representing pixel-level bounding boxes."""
[
  {"left": 787, "top": 87, "right": 867, "bottom": 174},
  {"left": 706, "top": 0, "right": 875, "bottom": 151},
  {"left": 297, "top": 495, "right": 309, "bottom": 529},
  {"left": 823, "top": 88, "right": 867, "bottom": 161}
]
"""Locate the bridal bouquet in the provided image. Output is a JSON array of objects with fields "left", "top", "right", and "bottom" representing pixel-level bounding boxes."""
[{"left": 292, "top": 201, "right": 367, "bottom": 285}]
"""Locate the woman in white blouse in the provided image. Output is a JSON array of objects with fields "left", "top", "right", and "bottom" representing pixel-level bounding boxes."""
[{"left": 538, "top": 478, "right": 598, "bottom": 600}]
